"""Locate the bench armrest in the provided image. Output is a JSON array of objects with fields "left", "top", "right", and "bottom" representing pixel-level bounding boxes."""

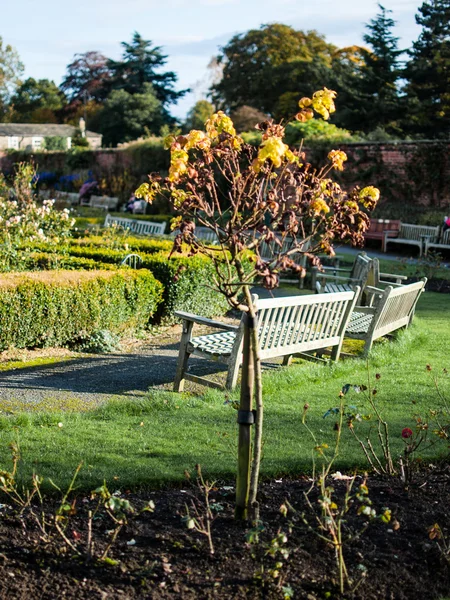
[
  {"left": 380, "top": 271, "right": 408, "bottom": 282},
  {"left": 174, "top": 311, "right": 239, "bottom": 332},
  {"left": 317, "top": 274, "right": 361, "bottom": 283},
  {"left": 352, "top": 305, "right": 377, "bottom": 315},
  {"left": 311, "top": 266, "right": 351, "bottom": 274}
]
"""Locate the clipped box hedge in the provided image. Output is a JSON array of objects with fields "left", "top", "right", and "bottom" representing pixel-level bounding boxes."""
[
  {"left": 61, "top": 246, "right": 230, "bottom": 321},
  {"left": 0, "top": 270, "right": 163, "bottom": 350},
  {"left": 141, "top": 252, "right": 230, "bottom": 321},
  {"left": 68, "top": 236, "right": 174, "bottom": 255},
  {"left": 23, "top": 253, "right": 116, "bottom": 271}
]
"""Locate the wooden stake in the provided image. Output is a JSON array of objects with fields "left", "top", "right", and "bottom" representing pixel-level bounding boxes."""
[{"left": 235, "top": 312, "right": 254, "bottom": 520}]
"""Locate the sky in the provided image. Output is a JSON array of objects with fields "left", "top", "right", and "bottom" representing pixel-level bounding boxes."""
[{"left": 1, "top": 0, "right": 422, "bottom": 119}]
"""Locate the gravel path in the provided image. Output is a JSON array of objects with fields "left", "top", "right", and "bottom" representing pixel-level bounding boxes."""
[{"left": 0, "top": 329, "right": 226, "bottom": 408}]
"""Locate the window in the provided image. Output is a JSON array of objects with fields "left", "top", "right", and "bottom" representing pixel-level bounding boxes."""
[
  {"left": 7, "top": 136, "right": 19, "bottom": 149},
  {"left": 32, "top": 137, "right": 43, "bottom": 149}
]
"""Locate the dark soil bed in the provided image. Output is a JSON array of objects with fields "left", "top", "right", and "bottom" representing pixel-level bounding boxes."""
[{"left": 0, "top": 467, "right": 449, "bottom": 600}]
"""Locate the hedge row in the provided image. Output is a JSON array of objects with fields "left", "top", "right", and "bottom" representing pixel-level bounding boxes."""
[
  {"left": 63, "top": 246, "right": 229, "bottom": 321},
  {"left": 68, "top": 236, "right": 174, "bottom": 255},
  {"left": 23, "top": 253, "right": 115, "bottom": 271},
  {"left": 0, "top": 270, "right": 163, "bottom": 350}
]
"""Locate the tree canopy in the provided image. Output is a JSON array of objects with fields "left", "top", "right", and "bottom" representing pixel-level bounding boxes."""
[
  {"left": 60, "top": 51, "right": 111, "bottom": 103},
  {"left": 108, "top": 32, "right": 187, "bottom": 107},
  {"left": 96, "top": 83, "right": 166, "bottom": 146},
  {"left": 211, "top": 24, "right": 337, "bottom": 118},
  {"left": 11, "top": 78, "right": 65, "bottom": 123}
]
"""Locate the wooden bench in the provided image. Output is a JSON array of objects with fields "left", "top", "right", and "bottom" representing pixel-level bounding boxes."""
[
  {"left": 345, "top": 278, "right": 427, "bottom": 357},
  {"left": 312, "top": 253, "right": 372, "bottom": 302},
  {"left": 364, "top": 219, "right": 401, "bottom": 252},
  {"left": 104, "top": 214, "right": 166, "bottom": 236},
  {"left": 173, "top": 289, "right": 359, "bottom": 391},
  {"left": 90, "top": 195, "right": 119, "bottom": 211},
  {"left": 424, "top": 228, "right": 450, "bottom": 255},
  {"left": 259, "top": 236, "right": 309, "bottom": 288},
  {"left": 384, "top": 223, "right": 440, "bottom": 256}
]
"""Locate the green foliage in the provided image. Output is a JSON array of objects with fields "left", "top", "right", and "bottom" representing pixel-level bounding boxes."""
[
  {"left": 0, "top": 269, "right": 163, "bottom": 350},
  {"left": 183, "top": 100, "right": 215, "bottom": 132},
  {"left": 108, "top": 31, "right": 187, "bottom": 107},
  {"left": 10, "top": 78, "right": 65, "bottom": 123},
  {"left": 211, "top": 24, "right": 337, "bottom": 118},
  {"left": 356, "top": 4, "right": 403, "bottom": 134},
  {"left": 68, "top": 234, "right": 174, "bottom": 254},
  {"left": 284, "top": 119, "right": 359, "bottom": 146},
  {"left": 404, "top": 0, "right": 450, "bottom": 137},
  {"left": 60, "top": 243, "right": 229, "bottom": 320},
  {"left": 43, "top": 136, "right": 67, "bottom": 151},
  {"left": 143, "top": 252, "right": 229, "bottom": 321},
  {"left": 73, "top": 329, "right": 121, "bottom": 353},
  {"left": 97, "top": 83, "right": 166, "bottom": 146},
  {"left": 0, "top": 164, "right": 75, "bottom": 271}
]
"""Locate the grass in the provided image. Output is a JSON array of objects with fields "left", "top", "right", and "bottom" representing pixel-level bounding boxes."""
[{"left": 0, "top": 291, "right": 448, "bottom": 493}]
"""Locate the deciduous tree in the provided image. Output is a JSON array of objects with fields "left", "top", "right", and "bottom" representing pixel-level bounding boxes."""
[
  {"left": 211, "top": 24, "right": 336, "bottom": 118},
  {"left": 11, "top": 78, "right": 65, "bottom": 123},
  {"left": 0, "top": 37, "right": 24, "bottom": 121},
  {"left": 97, "top": 83, "right": 166, "bottom": 146}
]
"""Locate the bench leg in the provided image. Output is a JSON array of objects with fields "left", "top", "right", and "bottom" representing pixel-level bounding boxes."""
[
  {"left": 173, "top": 321, "right": 194, "bottom": 392},
  {"left": 225, "top": 359, "right": 241, "bottom": 390},
  {"left": 282, "top": 355, "right": 293, "bottom": 366},
  {"left": 330, "top": 341, "right": 344, "bottom": 362},
  {"left": 361, "top": 337, "right": 374, "bottom": 358}
]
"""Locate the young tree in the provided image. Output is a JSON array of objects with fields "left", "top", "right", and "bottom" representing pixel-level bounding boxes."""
[
  {"left": 404, "top": 0, "right": 450, "bottom": 137},
  {"left": 109, "top": 32, "right": 187, "bottom": 107},
  {"left": 136, "top": 88, "right": 380, "bottom": 519},
  {"left": 11, "top": 78, "right": 66, "bottom": 123},
  {"left": 0, "top": 37, "right": 24, "bottom": 121},
  {"left": 96, "top": 83, "right": 166, "bottom": 146}
]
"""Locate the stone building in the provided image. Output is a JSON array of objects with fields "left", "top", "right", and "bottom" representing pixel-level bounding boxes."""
[{"left": 0, "top": 123, "right": 102, "bottom": 151}]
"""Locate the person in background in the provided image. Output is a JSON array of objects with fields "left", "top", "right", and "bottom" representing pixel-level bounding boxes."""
[
  {"left": 443, "top": 215, "right": 450, "bottom": 233},
  {"left": 126, "top": 194, "right": 136, "bottom": 213}
]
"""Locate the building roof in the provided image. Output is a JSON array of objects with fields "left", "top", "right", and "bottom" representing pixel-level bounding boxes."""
[{"left": 0, "top": 123, "right": 101, "bottom": 138}]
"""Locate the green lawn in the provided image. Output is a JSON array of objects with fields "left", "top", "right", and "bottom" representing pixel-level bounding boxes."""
[{"left": 0, "top": 291, "right": 448, "bottom": 492}]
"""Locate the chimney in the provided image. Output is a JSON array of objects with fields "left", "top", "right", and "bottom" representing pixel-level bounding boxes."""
[{"left": 79, "top": 117, "right": 86, "bottom": 138}]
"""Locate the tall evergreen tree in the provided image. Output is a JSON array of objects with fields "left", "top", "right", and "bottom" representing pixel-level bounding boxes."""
[
  {"left": 359, "top": 4, "right": 403, "bottom": 133},
  {"left": 109, "top": 32, "right": 187, "bottom": 107},
  {"left": 404, "top": 0, "right": 450, "bottom": 137}
]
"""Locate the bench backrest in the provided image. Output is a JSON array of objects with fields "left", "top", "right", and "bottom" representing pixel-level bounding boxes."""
[
  {"left": 259, "top": 236, "right": 309, "bottom": 263},
  {"left": 104, "top": 214, "right": 166, "bottom": 236},
  {"left": 254, "top": 289, "right": 358, "bottom": 360},
  {"left": 350, "top": 253, "right": 373, "bottom": 281},
  {"left": 371, "top": 279, "right": 427, "bottom": 338},
  {"left": 440, "top": 229, "right": 450, "bottom": 245},
  {"left": 368, "top": 219, "right": 401, "bottom": 235},
  {"left": 91, "top": 195, "right": 119, "bottom": 209},
  {"left": 399, "top": 223, "right": 440, "bottom": 241}
]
